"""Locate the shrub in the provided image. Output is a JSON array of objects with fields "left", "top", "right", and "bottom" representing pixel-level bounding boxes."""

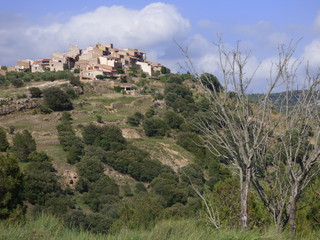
[
  {"left": 29, "top": 87, "right": 42, "bottom": 98},
  {"left": 69, "top": 75, "right": 82, "bottom": 87},
  {"left": 143, "top": 118, "right": 168, "bottom": 137},
  {"left": 73, "top": 68, "right": 80, "bottom": 74},
  {"left": 141, "top": 72, "right": 147, "bottom": 78},
  {"left": 0, "top": 153, "right": 24, "bottom": 219},
  {"left": 200, "top": 73, "right": 223, "bottom": 92},
  {"left": 113, "top": 146, "right": 171, "bottom": 182},
  {"left": 96, "top": 115, "right": 103, "bottom": 123},
  {"left": 60, "top": 111, "right": 72, "bottom": 122},
  {"left": 24, "top": 162, "right": 61, "bottom": 205},
  {"left": 8, "top": 125, "right": 15, "bottom": 135},
  {"left": 161, "top": 66, "right": 171, "bottom": 74},
  {"left": 42, "top": 87, "right": 73, "bottom": 111},
  {"left": 11, "top": 78, "right": 24, "bottom": 88},
  {"left": 12, "top": 129, "right": 36, "bottom": 162},
  {"left": 164, "top": 111, "right": 184, "bottom": 129},
  {"left": 176, "top": 132, "right": 206, "bottom": 159},
  {"left": 76, "top": 157, "right": 104, "bottom": 182},
  {"left": 127, "top": 112, "right": 144, "bottom": 126},
  {"left": 164, "top": 83, "right": 194, "bottom": 112},
  {"left": 0, "top": 127, "right": 9, "bottom": 152},
  {"left": 82, "top": 124, "right": 126, "bottom": 151},
  {"left": 114, "top": 86, "right": 122, "bottom": 93},
  {"left": 65, "top": 87, "right": 78, "bottom": 99},
  {"left": 145, "top": 107, "right": 156, "bottom": 118},
  {"left": 28, "top": 151, "right": 50, "bottom": 162}
]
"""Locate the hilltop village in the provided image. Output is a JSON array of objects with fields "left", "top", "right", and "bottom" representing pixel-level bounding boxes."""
[{"left": 8, "top": 43, "right": 164, "bottom": 81}]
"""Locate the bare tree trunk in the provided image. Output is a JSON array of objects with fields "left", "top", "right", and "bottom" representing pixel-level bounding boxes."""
[
  {"left": 240, "top": 168, "right": 251, "bottom": 228},
  {"left": 288, "top": 184, "right": 299, "bottom": 234}
]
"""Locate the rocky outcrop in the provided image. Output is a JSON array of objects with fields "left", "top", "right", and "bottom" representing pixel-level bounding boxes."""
[{"left": 0, "top": 98, "right": 42, "bottom": 116}]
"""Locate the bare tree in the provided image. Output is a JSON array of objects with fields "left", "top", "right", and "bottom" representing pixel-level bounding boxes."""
[
  {"left": 180, "top": 39, "right": 320, "bottom": 231},
  {"left": 252, "top": 68, "right": 320, "bottom": 233}
]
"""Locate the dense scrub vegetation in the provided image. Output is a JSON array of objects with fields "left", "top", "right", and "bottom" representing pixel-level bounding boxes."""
[{"left": 0, "top": 70, "right": 74, "bottom": 88}]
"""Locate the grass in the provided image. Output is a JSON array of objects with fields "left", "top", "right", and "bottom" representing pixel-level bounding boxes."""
[
  {"left": 0, "top": 214, "right": 318, "bottom": 240},
  {"left": 131, "top": 137, "right": 196, "bottom": 171},
  {"left": 93, "top": 96, "right": 138, "bottom": 105}
]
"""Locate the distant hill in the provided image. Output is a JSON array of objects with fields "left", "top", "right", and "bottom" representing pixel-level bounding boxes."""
[{"left": 249, "top": 90, "right": 309, "bottom": 108}]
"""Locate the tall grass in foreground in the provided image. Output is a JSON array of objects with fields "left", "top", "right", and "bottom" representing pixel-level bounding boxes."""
[{"left": 0, "top": 214, "right": 319, "bottom": 240}]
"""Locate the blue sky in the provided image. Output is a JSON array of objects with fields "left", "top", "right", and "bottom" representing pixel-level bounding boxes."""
[{"left": 1, "top": 1, "right": 320, "bottom": 92}]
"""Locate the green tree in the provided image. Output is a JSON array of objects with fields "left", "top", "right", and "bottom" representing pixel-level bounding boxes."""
[
  {"left": 200, "top": 73, "right": 223, "bottom": 92},
  {"left": 164, "top": 111, "right": 184, "bottom": 129},
  {"left": 24, "top": 162, "right": 61, "bottom": 205},
  {"left": 82, "top": 124, "right": 126, "bottom": 151},
  {"left": 42, "top": 87, "right": 73, "bottom": 111},
  {"left": 0, "top": 153, "right": 24, "bottom": 219},
  {"left": 76, "top": 157, "right": 104, "bottom": 182},
  {"left": 0, "top": 127, "right": 9, "bottom": 152},
  {"left": 161, "top": 66, "right": 171, "bottom": 74},
  {"left": 12, "top": 130, "right": 36, "bottom": 162}
]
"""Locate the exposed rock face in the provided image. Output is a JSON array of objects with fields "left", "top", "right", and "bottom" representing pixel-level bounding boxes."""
[
  {"left": 0, "top": 98, "right": 42, "bottom": 116},
  {"left": 121, "top": 128, "right": 144, "bottom": 138}
]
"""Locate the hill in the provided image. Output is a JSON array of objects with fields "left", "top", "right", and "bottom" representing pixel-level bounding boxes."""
[{"left": 0, "top": 70, "right": 319, "bottom": 239}]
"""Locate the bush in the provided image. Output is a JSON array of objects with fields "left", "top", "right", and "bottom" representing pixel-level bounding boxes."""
[
  {"left": 0, "top": 153, "right": 24, "bottom": 219},
  {"left": 114, "top": 86, "right": 122, "bottom": 93},
  {"left": 200, "top": 73, "right": 223, "bottom": 92},
  {"left": 24, "top": 162, "right": 61, "bottom": 205},
  {"left": 29, "top": 87, "right": 42, "bottom": 98},
  {"left": 42, "top": 87, "right": 73, "bottom": 111},
  {"left": 60, "top": 111, "right": 72, "bottom": 122},
  {"left": 82, "top": 124, "right": 126, "bottom": 151},
  {"left": 76, "top": 157, "right": 104, "bottom": 182},
  {"left": 28, "top": 151, "right": 50, "bottom": 162},
  {"left": 8, "top": 125, "right": 15, "bottom": 135},
  {"left": 96, "top": 115, "right": 103, "bottom": 123},
  {"left": 12, "top": 129, "right": 36, "bottom": 162},
  {"left": 11, "top": 78, "right": 24, "bottom": 88},
  {"left": 112, "top": 146, "right": 171, "bottom": 182},
  {"left": 69, "top": 76, "right": 82, "bottom": 87},
  {"left": 176, "top": 132, "right": 206, "bottom": 160},
  {"left": 127, "top": 112, "right": 144, "bottom": 126},
  {"left": 161, "top": 66, "right": 171, "bottom": 74},
  {"left": 143, "top": 118, "right": 168, "bottom": 137},
  {"left": 145, "top": 107, "right": 156, "bottom": 118},
  {"left": 0, "top": 127, "right": 9, "bottom": 152},
  {"left": 151, "top": 173, "right": 188, "bottom": 207},
  {"left": 141, "top": 72, "right": 147, "bottom": 78},
  {"left": 164, "top": 83, "right": 194, "bottom": 112},
  {"left": 65, "top": 210, "right": 115, "bottom": 234},
  {"left": 164, "top": 111, "right": 184, "bottom": 129},
  {"left": 65, "top": 87, "right": 78, "bottom": 99}
]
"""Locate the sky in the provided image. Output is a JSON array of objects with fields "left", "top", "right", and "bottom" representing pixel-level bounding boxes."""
[{"left": 1, "top": 0, "right": 320, "bottom": 92}]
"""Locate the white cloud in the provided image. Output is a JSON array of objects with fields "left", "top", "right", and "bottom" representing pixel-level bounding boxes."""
[
  {"left": 0, "top": 2, "right": 190, "bottom": 66},
  {"left": 303, "top": 39, "right": 320, "bottom": 68}
]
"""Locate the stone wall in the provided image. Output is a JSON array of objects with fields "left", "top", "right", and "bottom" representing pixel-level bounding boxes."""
[{"left": 0, "top": 98, "right": 42, "bottom": 116}]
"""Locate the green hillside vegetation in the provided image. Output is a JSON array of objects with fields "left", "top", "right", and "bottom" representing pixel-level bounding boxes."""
[{"left": 0, "top": 67, "right": 319, "bottom": 240}]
